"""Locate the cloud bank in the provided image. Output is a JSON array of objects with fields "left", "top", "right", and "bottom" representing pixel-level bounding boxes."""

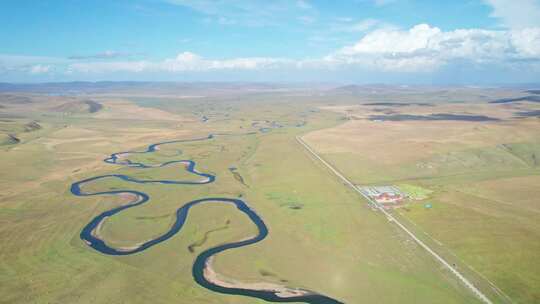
[
  {"left": 66, "top": 52, "right": 292, "bottom": 74},
  {"left": 63, "top": 23, "right": 540, "bottom": 74},
  {"left": 3, "top": 23, "right": 540, "bottom": 79},
  {"left": 327, "top": 24, "right": 540, "bottom": 72},
  {"left": 483, "top": 0, "right": 540, "bottom": 29},
  {"left": 1, "top": 1, "right": 540, "bottom": 81}
]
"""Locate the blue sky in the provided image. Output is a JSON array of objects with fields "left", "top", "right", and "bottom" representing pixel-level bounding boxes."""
[{"left": 1, "top": 0, "right": 540, "bottom": 83}]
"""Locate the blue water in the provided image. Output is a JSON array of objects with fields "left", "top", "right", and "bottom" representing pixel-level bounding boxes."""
[{"left": 70, "top": 134, "right": 343, "bottom": 303}]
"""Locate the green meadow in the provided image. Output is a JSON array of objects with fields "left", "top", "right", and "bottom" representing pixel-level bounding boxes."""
[
  {"left": 0, "top": 92, "right": 485, "bottom": 303},
  {"left": 305, "top": 98, "right": 540, "bottom": 304}
]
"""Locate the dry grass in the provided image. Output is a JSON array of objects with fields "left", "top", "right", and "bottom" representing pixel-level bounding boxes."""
[
  {"left": 306, "top": 101, "right": 540, "bottom": 176},
  {"left": 305, "top": 99, "right": 540, "bottom": 303},
  {"left": 93, "top": 99, "right": 195, "bottom": 122}
]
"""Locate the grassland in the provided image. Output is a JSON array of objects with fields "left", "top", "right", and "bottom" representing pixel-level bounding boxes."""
[
  {"left": 304, "top": 88, "right": 540, "bottom": 303},
  {"left": 1, "top": 86, "right": 525, "bottom": 303}
]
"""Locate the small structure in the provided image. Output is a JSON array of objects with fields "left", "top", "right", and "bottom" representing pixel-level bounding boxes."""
[{"left": 358, "top": 185, "right": 407, "bottom": 205}]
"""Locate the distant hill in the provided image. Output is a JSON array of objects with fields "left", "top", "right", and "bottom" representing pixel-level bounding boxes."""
[
  {"left": 0, "top": 119, "right": 42, "bottom": 134},
  {"left": 490, "top": 95, "right": 540, "bottom": 104},
  {"left": 23, "top": 121, "right": 42, "bottom": 132},
  {"left": 0, "top": 94, "right": 33, "bottom": 104},
  {"left": 327, "top": 84, "right": 423, "bottom": 96},
  {"left": 328, "top": 84, "right": 392, "bottom": 95},
  {"left": 368, "top": 113, "right": 500, "bottom": 122},
  {"left": 0, "top": 120, "right": 42, "bottom": 147},
  {"left": 50, "top": 100, "right": 103, "bottom": 114},
  {"left": 0, "top": 81, "right": 330, "bottom": 95},
  {"left": 0, "top": 134, "right": 20, "bottom": 146},
  {"left": 330, "top": 84, "right": 364, "bottom": 94},
  {"left": 0, "top": 81, "right": 144, "bottom": 93}
]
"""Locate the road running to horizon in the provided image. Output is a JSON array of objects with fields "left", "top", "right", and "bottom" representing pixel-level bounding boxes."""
[{"left": 295, "top": 135, "right": 493, "bottom": 304}]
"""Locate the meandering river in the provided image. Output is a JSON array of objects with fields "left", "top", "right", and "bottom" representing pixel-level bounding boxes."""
[{"left": 70, "top": 134, "right": 342, "bottom": 303}]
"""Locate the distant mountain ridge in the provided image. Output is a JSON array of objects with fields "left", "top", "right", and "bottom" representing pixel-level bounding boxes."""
[{"left": 0, "top": 81, "right": 330, "bottom": 94}]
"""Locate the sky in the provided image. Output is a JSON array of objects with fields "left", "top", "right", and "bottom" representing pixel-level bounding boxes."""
[{"left": 1, "top": 0, "right": 540, "bottom": 84}]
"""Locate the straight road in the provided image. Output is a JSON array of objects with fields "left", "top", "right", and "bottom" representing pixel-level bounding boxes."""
[{"left": 296, "top": 136, "right": 493, "bottom": 304}]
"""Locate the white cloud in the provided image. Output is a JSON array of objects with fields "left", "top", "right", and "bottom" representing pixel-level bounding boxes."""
[
  {"left": 0, "top": 54, "right": 64, "bottom": 67},
  {"left": 165, "top": 0, "right": 316, "bottom": 26},
  {"left": 159, "top": 52, "right": 292, "bottom": 71},
  {"left": 327, "top": 17, "right": 396, "bottom": 35},
  {"left": 2, "top": 22, "right": 540, "bottom": 77},
  {"left": 348, "top": 19, "right": 381, "bottom": 32},
  {"left": 296, "top": 0, "right": 312, "bottom": 9},
  {"left": 343, "top": 18, "right": 396, "bottom": 32},
  {"left": 0, "top": 54, "right": 64, "bottom": 75},
  {"left": 327, "top": 23, "right": 540, "bottom": 72},
  {"left": 67, "top": 52, "right": 292, "bottom": 74},
  {"left": 30, "top": 64, "right": 52, "bottom": 74},
  {"left": 483, "top": 0, "right": 540, "bottom": 29},
  {"left": 68, "top": 61, "right": 151, "bottom": 73},
  {"left": 68, "top": 50, "right": 143, "bottom": 60},
  {"left": 510, "top": 27, "right": 540, "bottom": 57}
]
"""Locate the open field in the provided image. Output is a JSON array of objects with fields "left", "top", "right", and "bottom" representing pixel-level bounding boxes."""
[
  {"left": 304, "top": 87, "right": 540, "bottom": 303},
  {"left": 1, "top": 84, "right": 538, "bottom": 303}
]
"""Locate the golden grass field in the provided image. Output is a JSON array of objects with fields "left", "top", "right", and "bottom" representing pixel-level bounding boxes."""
[
  {"left": 1, "top": 86, "right": 538, "bottom": 303},
  {"left": 305, "top": 93, "right": 540, "bottom": 303}
]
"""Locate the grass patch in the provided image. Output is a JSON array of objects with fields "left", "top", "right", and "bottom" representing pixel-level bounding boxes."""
[{"left": 397, "top": 184, "right": 433, "bottom": 200}]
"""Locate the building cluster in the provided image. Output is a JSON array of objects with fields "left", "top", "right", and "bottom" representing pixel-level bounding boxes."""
[{"left": 358, "top": 185, "right": 407, "bottom": 205}]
